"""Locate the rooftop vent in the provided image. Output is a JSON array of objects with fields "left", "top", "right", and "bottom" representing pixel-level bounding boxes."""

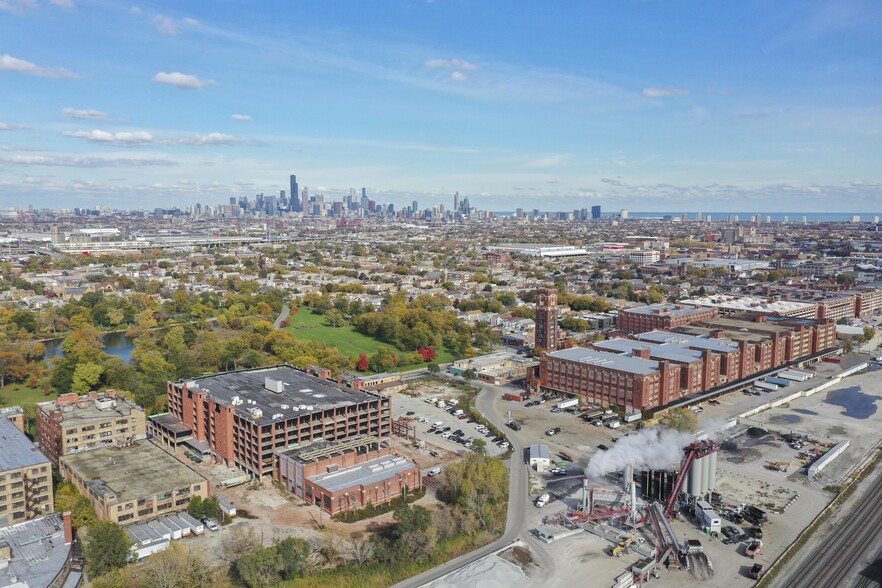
[{"left": 264, "top": 378, "right": 284, "bottom": 394}]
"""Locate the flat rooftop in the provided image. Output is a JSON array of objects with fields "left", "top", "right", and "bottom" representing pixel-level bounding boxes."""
[
  {"left": 0, "top": 513, "right": 71, "bottom": 588},
  {"left": 686, "top": 295, "right": 815, "bottom": 314},
  {"left": 37, "top": 395, "right": 139, "bottom": 424},
  {"left": 277, "top": 434, "right": 383, "bottom": 464},
  {"left": 594, "top": 337, "right": 704, "bottom": 364},
  {"left": 61, "top": 441, "right": 206, "bottom": 503},
  {"left": 548, "top": 347, "right": 659, "bottom": 375},
  {"left": 636, "top": 330, "right": 740, "bottom": 353},
  {"left": 179, "top": 365, "right": 381, "bottom": 426},
  {"left": 622, "top": 303, "right": 709, "bottom": 317},
  {"left": 0, "top": 415, "right": 50, "bottom": 472},
  {"left": 309, "top": 454, "right": 416, "bottom": 494},
  {"left": 149, "top": 413, "right": 191, "bottom": 435}
]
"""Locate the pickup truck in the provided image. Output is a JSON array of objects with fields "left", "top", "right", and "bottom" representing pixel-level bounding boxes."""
[
  {"left": 746, "top": 541, "right": 762, "bottom": 558},
  {"left": 535, "top": 493, "right": 551, "bottom": 508}
]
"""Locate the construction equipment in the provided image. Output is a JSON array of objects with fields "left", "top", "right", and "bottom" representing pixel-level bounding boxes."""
[
  {"left": 611, "top": 536, "right": 635, "bottom": 557},
  {"left": 767, "top": 461, "right": 790, "bottom": 472}
]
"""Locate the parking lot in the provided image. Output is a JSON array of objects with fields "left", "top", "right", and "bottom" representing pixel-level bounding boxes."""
[{"left": 391, "top": 383, "right": 509, "bottom": 458}]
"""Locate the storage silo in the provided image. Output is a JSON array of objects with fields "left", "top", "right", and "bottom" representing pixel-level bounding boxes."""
[{"left": 705, "top": 451, "right": 718, "bottom": 493}]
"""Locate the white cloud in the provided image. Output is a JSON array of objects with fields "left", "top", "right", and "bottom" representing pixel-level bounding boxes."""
[
  {"left": 179, "top": 132, "right": 241, "bottom": 146},
  {"left": 62, "top": 107, "right": 108, "bottom": 120},
  {"left": 642, "top": 87, "right": 689, "bottom": 97},
  {"left": 425, "top": 58, "right": 477, "bottom": 71},
  {"left": 0, "top": 122, "right": 29, "bottom": 130},
  {"left": 64, "top": 129, "right": 155, "bottom": 146},
  {"left": 450, "top": 71, "right": 468, "bottom": 82},
  {"left": 152, "top": 14, "right": 178, "bottom": 34},
  {"left": 129, "top": 6, "right": 142, "bottom": 15},
  {"left": 49, "top": 0, "right": 75, "bottom": 8},
  {"left": 0, "top": 54, "right": 81, "bottom": 79},
  {"left": 183, "top": 17, "right": 199, "bottom": 26},
  {"left": 1, "top": 154, "right": 176, "bottom": 167},
  {"left": 0, "top": 0, "right": 36, "bottom": 14},
  {"left": 231, "top": 114, "right": 252, "bottom": 121},
  {"left": 152, "top": 71, "right": 214, "bottom": 89}
]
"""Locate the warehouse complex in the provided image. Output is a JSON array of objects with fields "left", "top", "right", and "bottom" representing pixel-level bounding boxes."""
[
  {"left": 618, "top": 303, "right": 719, "bottom": 334},
  {"left": 162, "top": 365, "right": 392, "bottom": 478},
  {"left": 537, "top": 310, "right": 837, "bottom": 411}
]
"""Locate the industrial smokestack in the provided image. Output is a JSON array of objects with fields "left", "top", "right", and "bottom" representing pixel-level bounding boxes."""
[
  {"left": 63, "top": 511, "right": 73, "bottom": 545},
  {"left": 624, "top": 464, "right": 633, "bottom": 491},
  {"left": 630, "top": 481, "right": 637, "bottom": 521}
]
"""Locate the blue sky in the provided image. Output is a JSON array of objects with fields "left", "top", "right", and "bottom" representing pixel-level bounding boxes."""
[{"left": 1, "top": 0, "right": 881, "bottom": 212}]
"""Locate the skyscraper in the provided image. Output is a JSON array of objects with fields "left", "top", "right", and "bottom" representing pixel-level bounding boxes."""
[
  {"left": 591, "top": 205, "right": 601, "bottom": 220},
  {"left": 301, "top": 187, "right": 309, "bottom": 215},
  {"left": 453, "top": 192, "right": 460, "bottom": 213},
  {"left": 290, "top": 175, "right": 300, "bottom": 212},
  {"left": 534, "top": 287, "right": 559, "bottom": 352}
]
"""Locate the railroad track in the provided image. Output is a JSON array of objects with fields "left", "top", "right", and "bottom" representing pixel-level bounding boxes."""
[{"left": 778, "top": 467, "right": 882, "bottom": 587}]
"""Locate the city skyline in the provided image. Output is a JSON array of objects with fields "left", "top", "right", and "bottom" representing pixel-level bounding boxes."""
[{"left": 1, "top": 1, "right": 881, "bottom": 211}]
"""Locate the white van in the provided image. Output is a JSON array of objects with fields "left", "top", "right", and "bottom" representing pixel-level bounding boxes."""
[
  {"left": 433, "top": 421, "right": 443, "bottom": 428},
  {"left": 535, "top": 493, "right": 551, "bottom": 508},
  {"left": 427, "top": 466, "right": 442, "bottom": 477}
]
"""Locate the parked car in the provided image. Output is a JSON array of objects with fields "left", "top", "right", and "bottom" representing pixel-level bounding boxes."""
[
  {"left": 722, "top": 526, "right": 740, "bottom": 539},
  {"left": 708, "top": 399, "right": 720, "bottom": 406},
  {"left": 498, "top": 441, "right": 510, "bottom": 449},
  {"left": 427, "top": 466, "right": 442, "bottom": 477},
  {"left": 546, "top": 427, "right": 561, "bottom": 436},
  {"left": 406, "top": 411, "right": 416, "bottom": 416},
  {"left": 535, "top": 493, "right": 551, "bottom": 507},
  {"left": 201, "top": 518, "right": 219, "bottom": 532},
  {"left": 550, "top": 407, "right": 561, "bottom": 413},
  {"left": 598, "top": 444, "right": 609, "bottom": 451},
  {"left": 550, "top": 467, "right": 567, "bottom": 475},
  {"left": 441, "top": 432, "right": 452, "bottom": 438}
]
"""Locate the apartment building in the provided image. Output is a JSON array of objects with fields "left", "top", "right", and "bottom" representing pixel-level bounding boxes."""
[
  {"left": 36, "top": 390, "right": 147, "bottom": 467},
  {"left": 0, "top": 416, "right": 53, "bottom": 526},
  {"left": 618, "top": 303, "right": 719, "bottom": 334},
  {"left": 163, "top": 365, "right": 392, "bottom": 478},
  {"left": 60, "top": 441, "right": 208, "bottom": 526}
]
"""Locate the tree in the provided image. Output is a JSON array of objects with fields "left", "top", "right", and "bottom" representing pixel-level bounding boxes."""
[
  {"left": 71, "top": 362, "right": 104, "bottom": 393},
  {"left": 55, "top": 482, "right": 96, "bottom": 529},
  {"left": 369, "top": 347, "right": 397, "bottom": 373},
  {"left": 141, "top": 542, "right": 213, "bottom": 588},
  {"left": 275, "top": 537, "right": 311, "bottom": 579},
  {"left": 236, "top": 544, "right": 282, "bottom": 588},
  {"left": 863, "top": 326, "right": 876, "bottom": 343},
  {"left": 427, "top": 363, "right": 440, "bottom": 374},
  {"left": 220, "top": 527, "right": 257, "bottom": 566},
  {"left": 357, "top": 352, "right": 369, "bottom": 372},
  {"left": 84, "top": 519, "right": 131, "bottom": 579},
  {"left": 462, "top": 368, "right": 478, "bottom": 381},
  {"left": 0, "top": 351, "right": 27, "bottom": 387},
  {"left": 437, "top": 453, "right": 509, "bottom": 533},
  {"left": 660, "top": 407, "right": 698, "bottom": 432},
  {"left": 325, "top": 309, "right": 347, "bottom": 328}
]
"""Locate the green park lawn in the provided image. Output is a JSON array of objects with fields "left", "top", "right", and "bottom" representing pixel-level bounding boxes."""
[
  {"left": 0, "top": 382, "right": 50, "bottom": 409},
  {"left": 285, "top": 309, "right": 454, "bottom": 371}
]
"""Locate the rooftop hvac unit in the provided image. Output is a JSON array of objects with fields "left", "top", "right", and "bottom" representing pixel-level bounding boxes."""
[
  {"left": 264, "top": 378, "right": 284, "bottom": 393},
  {"left": 281, "top": 404, "right": 289, "bottom": 409},
  {"left": 249, "top": 407, "right": 263, "bottom": 418}
]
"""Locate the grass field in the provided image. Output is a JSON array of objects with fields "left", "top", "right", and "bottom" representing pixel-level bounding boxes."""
[
  {"left": 0, "top": 382, "right": 50, "bottom": 409},
  {"left": 286, "top": 310, "right": 454, "bottom": 371}
]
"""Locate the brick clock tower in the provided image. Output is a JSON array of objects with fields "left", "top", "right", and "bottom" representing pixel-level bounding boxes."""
[{"left": 535, "top": 287, "right": 559, "bottom": 352}]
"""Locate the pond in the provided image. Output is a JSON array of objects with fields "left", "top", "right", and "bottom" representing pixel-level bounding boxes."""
[{"left": 43, "top": 331, "right": 136, "bottom": 363}]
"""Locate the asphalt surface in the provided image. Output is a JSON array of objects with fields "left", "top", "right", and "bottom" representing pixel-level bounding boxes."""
[
  {"left": 391, "top": 382, "right": 542, "bottom": 588},
  {"left": 770, "top": 463, "right": 882, "bottom": 588}
]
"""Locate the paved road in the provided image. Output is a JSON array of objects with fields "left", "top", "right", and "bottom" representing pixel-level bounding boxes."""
[
  {"left": 273, "top": 304, "right": 290, "bottom": 328},
  {"left": 392, "top": 383, "right": 541, "bottom": 588},
  {"left": 770, "top": 464, "right": 882, "bottom": 588}
]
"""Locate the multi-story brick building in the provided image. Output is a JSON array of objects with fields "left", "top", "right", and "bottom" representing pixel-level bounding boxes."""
[
  {"left": 162, "top": 365, "right": 392, "bottom": 478},
  {"left": 0, "top": 416, "right": 53, "bottom": 526},
  {"left": 539, "top": 314, "right": 837, "bottom": 412},
  {"left": 618, "top": 303, "right": 719, "bottom": 334},
  {"left": 36, "top": 390, "right": 147, "bottom": 467},
  {"left": 60, "top": 441, "right": 208, "bottom": 526},
  {"left": 275, "top": 435, "right": 421, "bottom": 515}
]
